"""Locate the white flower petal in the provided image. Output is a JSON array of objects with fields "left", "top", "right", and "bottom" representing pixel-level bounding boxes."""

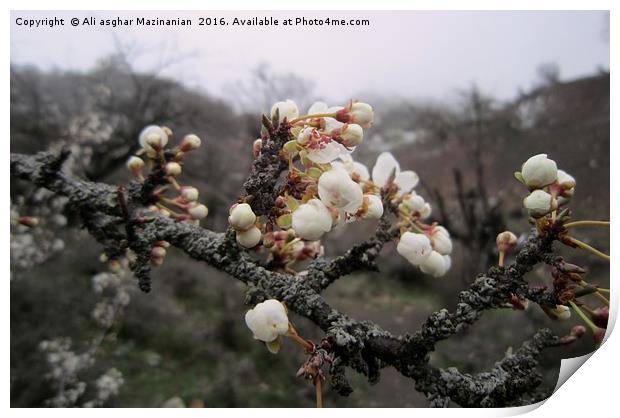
[
  {"left": 308, "top": 101, "right": 329, "bottom": 114},
  {"left": 307, "top": 142, "right": 344, "bottom": 164},
  {"left": 372, "top": 152, "right": 400, "bottom": 188},
  {"left": 394, "top": 170, "right": 419, "bottom": 194},
  {"left": 397, "top": 232, "right": 432, "bottom": 265}
]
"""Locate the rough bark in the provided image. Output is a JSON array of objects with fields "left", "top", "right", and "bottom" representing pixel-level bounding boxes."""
[{"left": 10, "top": 147, "right": 566, "bottom": 407}]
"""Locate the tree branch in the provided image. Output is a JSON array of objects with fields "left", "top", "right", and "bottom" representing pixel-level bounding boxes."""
[{"left": 11, "top": 149, "right": 565, "bottom": 407}]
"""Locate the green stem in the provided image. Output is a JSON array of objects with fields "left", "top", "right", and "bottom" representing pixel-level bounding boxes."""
[
  {"left": 289, "top": 112, "right": 337, "bottom": 124},
  {"left": 564, "top": 220, "right": 610, "bottom": 228},
  {"left": 594, "top": 291, "right": 610, "bottom": 306},
  {"left": 566, "top": 236, "right": 610, "bottom": 262},
  {"left": 569, "top": 301, "right": 598, "bottom": 333}
]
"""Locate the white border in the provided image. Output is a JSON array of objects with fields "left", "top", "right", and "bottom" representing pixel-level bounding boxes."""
[{"left": 3, "top": 1, "right": 616, "bottom": 416}]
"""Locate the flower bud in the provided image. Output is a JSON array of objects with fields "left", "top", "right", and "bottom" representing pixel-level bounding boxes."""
[
  {"left": 271, "top": 99, "right": 299, "bottom": 123},
  {"left": 420, "top": 203, "right": 432, "bottom": 219},
  {"left": 188, "top": 203, "right": 209, "bottom": 220},
  {"left": 18, "top": 216, "right": 39, "bottom": 228},
  {"left": 570, "top": 325, "right": 587, "bottom": 338},
  {"left": 180, "top": 186, "right": 199, "bottom": 202},
  {"left": 291, "top": 199, "right": 332, "bottom": 241},
  {"left": 340, "top": 124, "right": 364, "bottom": 147},
  {"left": 179, "top": 134, "right": 201, "bottom": 152},
  {"left": 274, "top": 195, "right": 287, "bottom": 209},
  {"left": 523, "top": 189, "right": 556, "bottom": 218},
  {"left": 228, "top": 203, "right": 257, "bottom": 231},
  {"left": 555, "top": 169, "right": 576, "bottom": 198},
  {"left": 236, "top": 226, "right": 262, "bottom": 248},
  {"left": 496, "top": 231, "right": 518, "bottom": 253},
  {"left": 336, "top": 102, "right": 374, "bottom": 128},
  {"left": 419, "top": 250, "right": 451, "bottom": 278},
  {"left": 401, "top": 194, "right": 425, "bottom": 213},
  {"left": 126, "top": 156, "right": 145, "bottom": 176},
  {"left": 397, "top": 232, "right": 432, "bottom": 265},
  {"left": 591, "top": 307, "right": 609, "bottom": 329},
  {"left": 139, "top": 125, "right": 168, "bottom": 150},
  {"left": 165, "top": 162, "right": 182, "bottom": 176},
  {"left": 594, "top": 327, "right": 606, "bottom": 344},
  {"left": 151, "top": 246, "right": 167, "bottom": 258},
  {"left": 556, "top": 169, "right": 576, "bottom": 189},
  {"left": 253, "top": 138, "right": 262, "bottom": 158},
  {"left": 546, "top": 305, "right": 571, "bottom": 321},
  {"left": 520, "top": 154, "right": 558, "bottom": 188},
  {"left": 508, "top": 294, "right": 530, "bottom": 310},
  {"left": 430, "top": 226, "right": 452, "bottom": 255},
  {"left": 244, "top": 299, "right": 289, "bottom": 343},
  {"left": 362, "top": 194, "right": 383, "bottom": 219}
]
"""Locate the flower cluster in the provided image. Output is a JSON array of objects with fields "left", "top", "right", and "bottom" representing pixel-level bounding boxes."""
[
  {"left": 229, "top": 203, "right": 262, "bottom": 248},
  {"left": 511, "top": 157, "right": 609, "bottom": 344},
  {"left": 126, "top": 126, "right": 208, "bottom": 267},
  {"left": 237, "top": 100, "right": 452, "bottom": 277},
  {"left": 244, "top": 299, "right": 290, "bottom": 354},
  {"left": 516, "top": 154, "right": 575, "bottom": 218},
  {"left": 277, "top": 100, "right": 379, "bottom": 243}
]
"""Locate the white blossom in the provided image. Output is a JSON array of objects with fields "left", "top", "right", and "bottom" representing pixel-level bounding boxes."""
[
  {"left": 402, "top": 194, "right": 426, "bottom": 213},
  {"left": 180, "top": 186, "right": 199, "bottom": 202},
  {"left": 397, "top": 232, "right": 432, "bottom": 265},
  {"left": 394, "top": 171, "right": 420, "bottom": 195},
  {"left": 420, "top": 203, "right": 432, "bottom": 219},
  {"left": 228, "top": 203, "right": 257, "bottom": 231},
  {"left": 271, "top": 99, "right": 299, "bottom": 123},
  {"left": 521, "top": 154, "right": 558, "bottom": 188},
  {"left": 138, "top": 125, "right": 168, "bottom": 150},
  {"left": 372, "top": 152, "right": 400, "bottom": 188},
  {"left": 550, "top": 305, "right": 571, "bottom": 321},
  {"left": 332, "top": 154, "right": 370, "bottom": 181},
  {"left": 419, "top": 250, "right": 451, "bottom": 278},
  {"left": 165, "top": 162, "right": 182, "bottom": 176},
  {"left": 306, "top": 140, "right": 347, "bottom": 164},
  {"left": 126, "top": 156, "right": 144, "bottom": 174},
  {"left": 523, "top": 189, "right": 555, "bottom": 218},
  {"left": 292, "top": 199, "right": 333, "bottom": 240},
  {"left": 430, "top": 226, "right": 452, "bottom": 255},
  {"left": 371, "top": 152, "right": 419, "bottom": 194},
  {"left": 338, "top": 124, "right": 364, "bottom": 147},
  {"left": 336, "top": 102, "right": 374, "bottom": 128},
  {"left": 180, "top": 134, "right": 201, "bottom": 151},
  {"left": 245, "top": 299, "right": 289, "bottom": 353},
  {"left": 187, "top": 203, "right": 209, "bottom": 220},
  {"left": 236, "top": 226, "right": 262, "bottom": 248},
  {"left": 317, "top": 167, "right": 364, "bottom": 213},
  {"left": 350, "top": 102, "right": 374, "bottom": 128},
  {"left": 362, "top": 194, "right": 383, "bottom": 219},
  {"left": 496, "top": 231, "right": 518, "bottom": 252},
  {"left": 556, "top": 169, "right": 575, "bottom": 188}
]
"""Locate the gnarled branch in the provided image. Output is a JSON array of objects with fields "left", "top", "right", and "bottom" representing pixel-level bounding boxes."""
[{"left": 11, "top": 149, "right": 565, "bottom": 407}]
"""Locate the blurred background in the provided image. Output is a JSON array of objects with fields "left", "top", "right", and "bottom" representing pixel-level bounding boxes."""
[{"left": 10, "top": 10, "right": 610, "bottom": 407}]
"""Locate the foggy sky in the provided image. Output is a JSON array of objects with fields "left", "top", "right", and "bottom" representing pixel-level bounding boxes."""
[{"left": 10, "top": 10, "right": 609, "bottom": 105}]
